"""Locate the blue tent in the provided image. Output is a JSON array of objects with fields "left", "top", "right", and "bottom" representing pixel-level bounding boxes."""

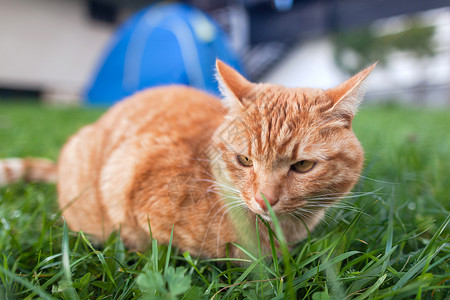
[{"left": 85, "top": 3, "right": 243, "bottom": 105}]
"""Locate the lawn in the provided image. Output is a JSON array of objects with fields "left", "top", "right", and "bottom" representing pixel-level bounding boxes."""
[{"left": 0, "top": 102, "right": 448, "bottom": 299}]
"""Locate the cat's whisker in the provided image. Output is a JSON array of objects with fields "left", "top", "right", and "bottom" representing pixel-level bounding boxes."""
[
  {"left": 303, "top": 202, "right": 358, "bottom": 208},
  {"left": 309, "top": 198, "right": 366, "bottom": 207},
  {"left": 358, "top": 175, "right": 398, "bottom": 185},
  {"left": 200, "top": 185, "right": 244, "bottom": 232},
  {"left": 201, "top": 181, "right": 242, "bottom": 205},
  {"left": 324, "top": 209, "right": 357, "bottom": 224},
  {"left": 199, "top": 199, "right": 245, "bottom": 254},
  {"left": 195, "top": 178, "right": 241, "bottom": 195},
  {"left": 288, "top": 212, "right": 308, "bottom": 227},
  {"left": 319, "top": 214, "right": 334, "bottom": 225},
  {"left": 216, "top": 202, "right": 246, "bottom": 252},
  {"left": 195, "top": 178, "right": 234, "bottom": 188},
  {"left": 307, "top": 192, "right": 352, "bottom": 199},
  {"left": 301, "top": 206, "right": 352, "bottom": 212},
  {"left": 302, "top": 203, "right": 370, "bottom": 218},
  {"left": 304, "top": 202, "right": 361, "bottom": 210},
  {"left": 205, "top": 183, "right": 226, "bottom": 194},
  {"left": 208, "top": 190, "right": 241, "bottom": 200},
  {"left": 223, "top": 201, "right": 246, "bottom": 209},
  {"left": 207, "top": 191, "right": 242, "bottom": 203},
  {"left": 302, "top": 211, "right": 335, "bottom": 225},
  {"left": 294, "top": 208, "right": 338, "bottom": 225},
  {"left": 291, "top": 209, "right": 331, "bottom": 226},
  {"left": 308, "top": 189, "right": 385, "bottom": 199},
  {"left": 307, "top": 188, "right": 385, "bottom": 201}
]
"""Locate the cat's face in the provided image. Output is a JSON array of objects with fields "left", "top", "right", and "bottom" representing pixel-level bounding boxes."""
[{"left": 213, "top": 61, "right": 374, "bottom": 219}]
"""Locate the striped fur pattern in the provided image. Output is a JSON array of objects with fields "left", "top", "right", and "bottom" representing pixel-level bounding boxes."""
[
  {"left": 0, "top": 158, "right": 56, "bottom": 186},
  {"left": 2, "top": 60, "right": 375, "bottom": 258}
]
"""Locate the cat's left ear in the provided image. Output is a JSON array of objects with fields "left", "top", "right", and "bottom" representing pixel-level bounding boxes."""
[
  {"left": 325, "top": 62, "right": 377, "bottom": 119},
  {"left": 216, "top": 59, "right": 254, "bottom": 111}
]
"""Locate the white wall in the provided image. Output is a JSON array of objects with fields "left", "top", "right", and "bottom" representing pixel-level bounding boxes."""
[{"left": 0, "top": 0, "right": 114, "bottom": 102}]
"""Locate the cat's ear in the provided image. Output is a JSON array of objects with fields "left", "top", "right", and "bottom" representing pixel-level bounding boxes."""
[
  {"left": 325, "top": 62, "right": 377, "bottom": 118},
  {"left": 216, "top": 59, "right": 254, "bottom": 110}
]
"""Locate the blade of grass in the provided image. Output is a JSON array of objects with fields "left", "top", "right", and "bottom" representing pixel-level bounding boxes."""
[
  {"left": 61, "top": 218, "right": 80, "bottom": 299},
  {"left": 231, "top": 242, "right": 277, "bottom": 277},
  {"left": 354, "top": 274, "right": 387, "bottom": 300},
  {"left": 263, "top": 195, "right": 295, "bottom": 300},
  {"left": 146, "top": 217, "right": 160, "bottom": 273},
  {"left": 219, "top": 256, "right": 267, "bottom": 299},
  {"left": 205, "top": 266, "right": 245, "bottom": 295},
  {"left": 293, "top": 251, "right": 360, "bottom": 288},
  {"left": 183, "top": 251, "right": 210, "bottom": 286},
  {"left": 325, "top": 202, "right": 365, "bottom": 262},
  {"left": 260, "top": 217, "right": 280, "bottom": 276},
  {"left": 347, "top": 245, "right": 398, "bottom": 294},
  {"left": 0, "top": 265, "right": 57, "bottom": 300},
  {"left": 393, "top": 243, "right": 446, "bottom": 291},
  {"left": 417, "top": 215, "right": 449, "bottom": 261},
  {"left": 80, "top": 231, "right": 117, "bottom": 287},
  {"left": 382, "top": 190, "right": 395, "bottom": 273},
  {"left": 164, "top": 225, "right": 175, "bottom": 274},
  {"left": 255, "top": 217, "right": 264, "bottom": 299}
]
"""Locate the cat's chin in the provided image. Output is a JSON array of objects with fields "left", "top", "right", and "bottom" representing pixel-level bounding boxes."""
[{"left": 257, "top": 213, "right": 272, "bottom": 222}]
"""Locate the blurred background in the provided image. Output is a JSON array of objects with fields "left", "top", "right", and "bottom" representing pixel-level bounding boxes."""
[{"left": 0, "top": 0, "right": 449, "bottom": 106}]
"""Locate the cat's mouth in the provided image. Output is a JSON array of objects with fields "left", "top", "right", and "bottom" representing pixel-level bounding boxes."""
[{"left": 247, "top": 198, "right": 309, "bottom": 220}]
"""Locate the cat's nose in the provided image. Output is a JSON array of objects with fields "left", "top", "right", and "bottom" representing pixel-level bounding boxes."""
[{"left": 254, "top": 193, "right": 279, "bottom": 211}]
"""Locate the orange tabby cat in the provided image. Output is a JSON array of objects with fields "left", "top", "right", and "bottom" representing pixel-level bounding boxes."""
[{"left": 0, "top": 60, "right": 375, "bottom": 258}]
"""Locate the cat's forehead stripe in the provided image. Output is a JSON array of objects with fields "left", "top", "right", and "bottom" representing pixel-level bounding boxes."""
[
  {"left": 239, "top": 87, "right": 336, "bottom": 162},
  {"left": 290, "top": 143, "right": 299, "bottom": 161}
]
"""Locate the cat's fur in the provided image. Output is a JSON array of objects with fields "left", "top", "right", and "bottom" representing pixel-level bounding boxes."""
[{"left": 0, "top": 60, "right": 375, "bottom": 258}]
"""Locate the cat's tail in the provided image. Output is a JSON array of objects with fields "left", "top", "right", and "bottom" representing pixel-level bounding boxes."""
[{"left": 0, "top": 158, "right": 57, "bottom": 186}]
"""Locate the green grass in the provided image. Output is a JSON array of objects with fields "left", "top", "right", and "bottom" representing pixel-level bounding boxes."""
[{"left": 0, "top": 102, "right": 449, "bottom": 299}]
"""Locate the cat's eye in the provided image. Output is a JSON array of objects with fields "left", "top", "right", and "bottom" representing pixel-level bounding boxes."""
[
  {"left": 236, "top": 154, "right": 253, "bottom": 167},
  {"left": 291, "top": 160, "right": 315, "bottom": 173}
]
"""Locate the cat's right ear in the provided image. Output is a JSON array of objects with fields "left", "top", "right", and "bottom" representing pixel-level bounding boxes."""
[
  {"left": 325, "top": 62, "right": 377, "bottom": 119},
  {"left": 216, "top": 60, "right": 254, "bottom": 110}
]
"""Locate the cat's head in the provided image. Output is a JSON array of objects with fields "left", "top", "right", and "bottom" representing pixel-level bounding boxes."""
[{"left": 212, "top": 60, "right": 375, "bottom": 220}]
